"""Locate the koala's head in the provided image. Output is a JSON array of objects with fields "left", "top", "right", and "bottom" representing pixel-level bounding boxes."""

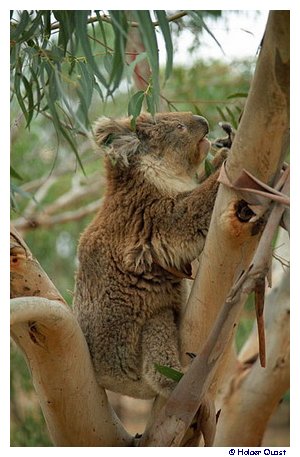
[{"left": 94, "top": 112, "right": 210, "bottom": 176}]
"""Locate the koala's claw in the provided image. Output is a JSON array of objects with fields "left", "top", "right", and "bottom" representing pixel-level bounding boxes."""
[
  {"left": 213, "top": 122, "right": 235, "bottom": 149},
  {"left": 186, "top": 351, "right": 197, "bottom": 360}
]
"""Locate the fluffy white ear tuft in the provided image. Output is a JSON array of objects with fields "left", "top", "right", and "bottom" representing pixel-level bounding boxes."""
[{"left": 93, "top": 117, "right": 140, "bottom": 166}]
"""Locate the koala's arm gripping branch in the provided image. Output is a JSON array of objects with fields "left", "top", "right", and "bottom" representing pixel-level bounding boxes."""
[
  {"left": 10, "top": 227, "right": 132, "bottom": 446},
  {"left": 149, "top": 172, "right": 220, "bottom": 272}
]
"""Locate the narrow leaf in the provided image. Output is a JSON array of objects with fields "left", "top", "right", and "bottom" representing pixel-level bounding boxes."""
[
  {"left": 41, "top": 10, "right": 51, "bottom": 40},
  {"left": 227, "top": 92, "right": 248, "bottom": 99},
  {"left": 216, "top": 106, "right": 227, "bottom": 122},
  {"left": 10, "top": 166, "right": 23, "bottom": 180},
  {"left": 225, "top": 106, "right": 238, "bottom": 129},
  {"left": 10, "top": 183, "right": 32, "bottom": 211},
  {"left": 21, "top": 74, "right": 34, "bottom": 127},
  {"left": 204, "top": 158, "right": 215, "bottom": 177},
  {"left": 74, "top": 11, "right": 108, "bottom": 88},
  {"left": 76, "top": 61, "right": 94, "bottom": 124},
  {"left": 108, "top": 11, "right": 128, "bottom": 92},
  {"left": 189, "top": 11, "right": 225, "bottom": 54},
  {"left": 134, "top": 11, "right": 160, "bottom": 107},
  {"left": 11, "top": 10, "right": 29, "bottom": 41},
  {"left": 145, "top": 92, "right": 155, "bottom": 117},
  {"left": 20, "top": 11, "right": 43, "bottom": 43},
  {"left": 29, "top": 67, "right": 42, "bottom": 114},
  {"left": 53, "top": 10, "right": 76, "bottom": 54},
  {"left": 95, "top": 10, "right": 108, "bottom": 51},
  {"left": 14, "top": 71, "right": 29, "bottom": 124},
  {"left": 154, "top": 364, "right": 184, "bottom": 383},
  {"left": 128, "top": 90, "right": 144, "bottom": 128},
  {"left": 155, "top": 10, "right": 173, "bottom": 81},
  {"left": 193, "top": 104, "right": 204, "bottom": 116}
]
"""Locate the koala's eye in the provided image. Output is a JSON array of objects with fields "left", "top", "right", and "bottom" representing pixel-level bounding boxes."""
[{"left": 177, "top": 123, "right": 186, "bottom": 130}]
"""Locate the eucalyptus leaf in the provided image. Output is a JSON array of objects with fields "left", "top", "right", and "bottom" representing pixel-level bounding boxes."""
[
  {"left": 14, "top": 71, "right": 29, "bottom": 125},
  {"left": 128, "top": 91, "right": 145, "bottom": 128},
  {"left": 154, "top": 10, "right": 173, "bottom": 81},
  {"left": 108, "top": 11, "right": 128, "bottom": 92},
  {"left": 227, "top": 92, "right": 248, "bottom": 99},
  {"left": 189, "top": 11, "right": 225, "bottom": 54},
  {"left": 225, "top": 106, "right": 238, "bottom": 129},
  {"left": 134, "top": 11, "right": 160, "bottom": 108},
  {"left": 21, "top": 74, "right": 34, "bottom": 127},
  {"left": 74, "top": 11, "right": 108, "bottom": 89},
  {"left": 145, "top": 91, "right": 155, "bottom": 117},
  {"left": 19, "top": 11, "right": 43, "bottom": 43},
  {"left": 154, "top": 364, "right": 184, "bottom": 383},
  {"left": 216, "top": 106, "right": 227, "bottom": 122},
  {"left": 95, "top": 10, "right": 108, "bottom": 51},
  {"left": 204, "top": 158, "right": 215, "bottom": 177},
  {"left": 10, "top": 10, "right": 30, "bottom": 41},
  {"left": 10, "top": 166, "right": 23, "bottom": 181}
]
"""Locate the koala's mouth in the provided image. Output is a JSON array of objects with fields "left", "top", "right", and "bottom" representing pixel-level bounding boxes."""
[{"left": 197, "top": 136, "right": 211, "bottom": 159}]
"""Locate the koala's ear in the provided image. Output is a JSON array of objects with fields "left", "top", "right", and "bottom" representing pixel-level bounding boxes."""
[
  {"left": 93, "top": 117, "right": 131, "bottom": 146},
  {"left": 93, "top": 117, "right": 140, "bottom": 166}
]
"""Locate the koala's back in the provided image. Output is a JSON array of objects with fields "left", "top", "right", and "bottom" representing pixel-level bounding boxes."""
[{"left": 74, "top": 183, "right": 185, "bottom": 399}]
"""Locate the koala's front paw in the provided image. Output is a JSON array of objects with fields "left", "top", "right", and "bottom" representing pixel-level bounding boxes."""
[
  {"left": 211, "top": 147, "right": 229, "bottom": 169},
  {"left": 213, "top": 122, "right": 235, "bottom": 149}
]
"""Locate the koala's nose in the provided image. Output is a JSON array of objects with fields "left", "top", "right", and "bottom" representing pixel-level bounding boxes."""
[{"left": 193, "top": 115, "right": 209, "bottom": 133}]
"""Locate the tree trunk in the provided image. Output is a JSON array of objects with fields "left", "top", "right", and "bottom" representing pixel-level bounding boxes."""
[{"left": 179, "top": 10, "right": 289, "bottom": 382}]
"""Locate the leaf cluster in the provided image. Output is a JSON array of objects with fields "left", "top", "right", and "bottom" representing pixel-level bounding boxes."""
[
  {"left": 10, "top": 10, "right": 228, "bottom": 159},
  {"left": 10, "top": 10, "right": 176, "bottom": 154}
]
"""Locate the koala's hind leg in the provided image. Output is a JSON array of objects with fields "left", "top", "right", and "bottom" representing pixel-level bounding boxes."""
[{"left": 141, "top": 309, "right": 182, "bottom": 398}]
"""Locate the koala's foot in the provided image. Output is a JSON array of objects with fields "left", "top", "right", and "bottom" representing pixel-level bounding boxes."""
[{"left": 141, "top": 309, "right": 182, "bottom": 398}]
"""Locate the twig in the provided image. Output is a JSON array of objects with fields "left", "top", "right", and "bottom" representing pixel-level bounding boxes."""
[{"left": 50, "top": 11, "right": 188, "bottom": 31}]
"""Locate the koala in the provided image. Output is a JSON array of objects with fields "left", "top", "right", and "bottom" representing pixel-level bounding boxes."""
[{"left": 73, "top": 112, "right": 228, "bottom": 400}]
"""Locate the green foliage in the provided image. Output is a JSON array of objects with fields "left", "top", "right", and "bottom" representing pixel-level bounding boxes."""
[
  {"left": 10, "top": 344, "right": 53, "bottom": 446},
  {"left": 10, "top": 10, "right": 170, "bottom": 156},
  {"left": 10, "top": 10, "right": 233, "bottom": 170},
  {"left": 11, "top": 410, "right": 53, "bottom": 447},
  {"left": 163, "top": 58, "right": 252, "bottom": 134},
  {"left": 154, "top": 364, "right": 184, "bottom": 383},
  {"left": 154, "top": 10, "right": 173, "bottom": 81},
  {"left": 204, "top": 158, "right": 215, "bottom": 177}
]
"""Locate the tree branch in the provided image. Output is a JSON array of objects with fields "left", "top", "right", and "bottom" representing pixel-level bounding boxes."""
[
  {"left": 50, "top": 11, "right": 188, "bottom": 31},
  {"left": 10, "top": 227, "right": 132, "bottom": 446},
  {"left": 13, "top": 173, "right": 104, "bottom": 232}
]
